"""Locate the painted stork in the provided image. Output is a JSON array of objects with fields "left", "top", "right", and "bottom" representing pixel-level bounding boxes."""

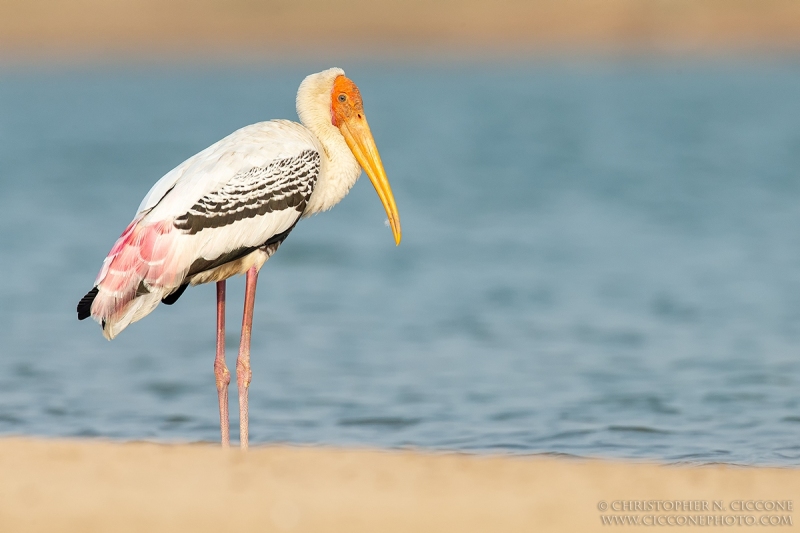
[{"left": 76, "top": 68, "right": 401, "bottom": 449}]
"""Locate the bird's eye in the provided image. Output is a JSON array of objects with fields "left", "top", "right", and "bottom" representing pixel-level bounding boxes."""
[{"left": 338, "top": 94, "right": 347, "bottom": 103}]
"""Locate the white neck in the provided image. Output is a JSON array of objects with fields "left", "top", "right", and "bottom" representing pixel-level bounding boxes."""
[{"left": 296, "top": 67, "right": 362, "bottom": 216}]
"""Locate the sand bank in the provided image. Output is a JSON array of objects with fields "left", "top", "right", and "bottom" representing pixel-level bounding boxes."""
[
  {"left": 2, "top": 0, "right": 800, "bottom": 60},
  {"left": 0, "top": 437, "right": 796, "bottom": 532}
]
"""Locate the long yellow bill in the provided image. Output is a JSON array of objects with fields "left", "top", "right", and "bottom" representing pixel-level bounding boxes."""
[{"left": 339, "top": 116, "right": 402, "bottom": 245}]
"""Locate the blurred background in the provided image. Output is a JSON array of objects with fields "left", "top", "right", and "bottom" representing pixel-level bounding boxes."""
[
  {"left": 2, "top": 0, "right": 800, "bottom": 60},
  {"left": 1, "top": 0, "right": 799, "bottom": 465}
]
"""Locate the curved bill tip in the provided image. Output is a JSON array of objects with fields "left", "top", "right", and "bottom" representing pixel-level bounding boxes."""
[{"left": 388, "top": 216, "right": 402, "bottom": 246}]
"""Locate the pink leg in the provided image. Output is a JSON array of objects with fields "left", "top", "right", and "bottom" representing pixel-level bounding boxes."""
[
  {"left": 214, "top": 280, "right": 231, "bottom": 448},
  {"left": 237, "top": 266, "right": 258, "bottom": 449}
]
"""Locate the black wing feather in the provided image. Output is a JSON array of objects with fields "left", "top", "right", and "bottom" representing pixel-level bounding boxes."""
[
  {"left": 77, "top": 287, "right": 99, "bottom": 320},
  {"left": 161, "top": 283, "right": 189, "bottom": 305}
]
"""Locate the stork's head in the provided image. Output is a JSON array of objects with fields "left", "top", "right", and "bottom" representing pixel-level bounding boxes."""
[{"left": 297, "top": 68, "right": 401, "bottom": 245}]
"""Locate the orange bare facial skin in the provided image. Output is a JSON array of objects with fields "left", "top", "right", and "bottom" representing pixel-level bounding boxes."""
[{"left": 331, "top": 75, "right": 364, "bottom": 127}]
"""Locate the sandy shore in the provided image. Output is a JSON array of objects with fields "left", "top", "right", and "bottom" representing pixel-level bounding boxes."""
[
  {"left": 2, "top": 0, "right": 800, "bottom": 61},
  {"left": 0, "top": 438, "right": 796, "bottom": 532}
]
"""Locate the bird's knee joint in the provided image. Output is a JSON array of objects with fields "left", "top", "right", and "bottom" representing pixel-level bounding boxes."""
[
  {"left": 236, "top": 363, "right": 252, "bottom": 389},
  {"left": 214, "top": 364, "right": 230, "bottom": 390}
]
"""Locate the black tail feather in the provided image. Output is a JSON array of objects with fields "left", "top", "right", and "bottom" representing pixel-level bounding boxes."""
[
  {"left": 77, "top": 287, "right": 99, "bottom": 320},
  {"left": 161, "top": 283, "right": 188, "bottom": 305}
]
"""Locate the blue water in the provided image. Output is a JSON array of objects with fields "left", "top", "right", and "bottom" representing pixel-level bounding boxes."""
[{"left": 1, "top": 62, "right": 799, "bottom": 465}]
